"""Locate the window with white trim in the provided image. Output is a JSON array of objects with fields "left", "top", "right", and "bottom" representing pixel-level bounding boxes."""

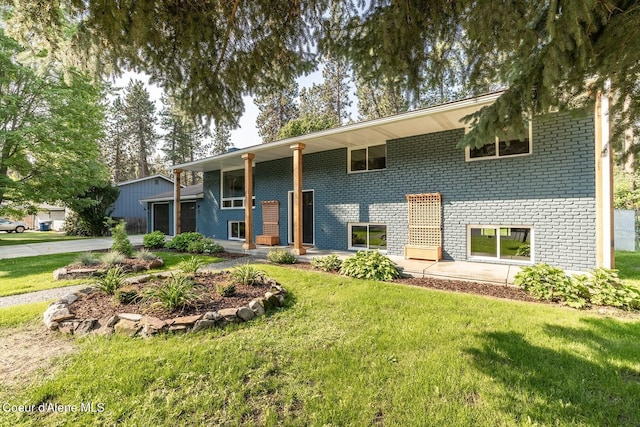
[
  {"left": 228, "top": 221, "right": 246, "bottom": 240},
  {"left": 349, "top": 223, "right": 387, "bottom": 251},
  {"left": 465, "top": 121, "right": 533, "bottom": 161},
  {"left": 468, "top": 225, "right": 533, "bottom": 262},
  {"left": 349, "top": 144, "right": 386, "bottom": 172},
  {"left": 221, "top": 169, "right": 255, "bottom": 209}
]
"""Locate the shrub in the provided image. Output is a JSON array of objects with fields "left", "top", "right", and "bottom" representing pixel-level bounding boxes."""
[
  {"left": 144, "top": 274, "right": 199, "bottom": 312},
  {"left": 340, "top": 251, "right": 399, "bottom": 282},
  {"left": 143, "top": 231, "right": 166, "bottom": 249},
  {"left": 187, "top": 238, "right": 224, "bottom": 254},
  {"left": 63, "top": 212, "right": 92, "bottom": 236},
  {"left": 179, "top": 256, "right": 208, "bottom": 275},
  {"left": 267, "top": 248, "right": 297, "bottom": 264},
  {"left": 111, "top": 220, "right": 134, "bottom": 257},
  {"left": 230, "top": 264, "right": 264, "bottom": 286},
  {"left": 311, "top": 254, "right": 342, "bottom": 272},
  {"left": 100, "top": 251, "right": 125, "bottom": 268},
  {"left": 74, "top": 252, "right": 100, "bottom": 267},
  {"left": 581, "top": 268, "right": 640, "bottom": 311},
  {"left": 165, "top": 232, "right": 205, "bottom": 252},
  {"left": 216, "top": 282, "right": 236, "bottom": 297},
  {"left": 95, "top": 266, "right": 126, "bottom": 295},
  {"left": 134, "top": 249, "right": 159, "bottom": 261},
  {"left": 114, "top": 286, "right": 141, "bottom": 304},
  {"left": 514, "top": 264, "right": 589, "bottom": 308}
]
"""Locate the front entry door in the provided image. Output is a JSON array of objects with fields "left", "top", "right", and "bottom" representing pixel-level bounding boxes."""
[
  {"left": 289, "top": 190, "right": 314, "bottom": 245},
  {"left": 152, "top": 203, "right": 170, "bottom": 235}
]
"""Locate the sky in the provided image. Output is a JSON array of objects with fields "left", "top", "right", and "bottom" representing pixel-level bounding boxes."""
[{"left": 118, "top": 68, "right": 358, "bottom": 150}]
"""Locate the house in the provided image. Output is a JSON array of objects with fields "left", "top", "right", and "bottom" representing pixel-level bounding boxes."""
[
  {"left": 20, "top": 204, "right": 70, "bottom": 231},
  {"left": 111, "top": 175, "right": 175, "bottom": 233},
  {"left": 141, "top": 183, "right": 204, "bottom": 235},
  {"left": 170, "top": 91, "right": 613, "bottom": 271}
]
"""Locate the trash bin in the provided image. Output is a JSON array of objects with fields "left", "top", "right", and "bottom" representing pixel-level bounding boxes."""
[{"left": 39, "top": 221, "right": 51, "bottom": 231}]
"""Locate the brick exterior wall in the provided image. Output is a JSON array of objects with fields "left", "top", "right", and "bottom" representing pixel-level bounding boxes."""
[{"left": 199, "top": 111, "right": 596, "bottom": 271}]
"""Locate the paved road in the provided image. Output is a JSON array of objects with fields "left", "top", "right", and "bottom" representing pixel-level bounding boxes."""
[{"left": 0, "top": 235, "right": 145, "bottom": 260}]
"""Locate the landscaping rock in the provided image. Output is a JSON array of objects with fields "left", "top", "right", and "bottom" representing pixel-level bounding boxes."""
[
  {"left": 43, "top": 304, "right": 74, "bottom": 330},
  {"left": 140, "top": 316, "right": 167, "bottom": 337},
  {"left": 264, "top": 292, "right": 284, "bottom": 308},
  {"left": 114, "top": 319, "right": 141, "bottom": 336},
  {"left": 75, "top": 319, "right": 97, "bottom": 336},
  {"left": 270, "top": 284, "right": 287, "bottom": 294},
  {"left": 105, "top": 315, "right": 119, "bottom": 327},
  {"left": 125, "top": 274, "right": 152, "bottom": 285},
  {"left": 61, "top": 293, "right": 78, "bottom": 304},
  {"left": 118, "top": 313, "right": 143, "bottom": 322},
  {"left": 170, "top": 314, "right": 202, "bottom": 327},
  {"left": 248, "top": 299, "right": 265, "bottom": 316},
  {"left": 218, "top": 308, "right": 241, "bottom": 323},
  {"left": 168, "top": 325, "right": 188, "bottom": 333},
  {"left": 58, "top": 321, "right": 75, "bottom": 335},
  {"left": 203, "top": 311, "right": 223, "bottom": 322},
  {"left": 149, "top": 259, "right": 163, "bottom": 269},
  {"left": 52, "top": 268, "right": 67, "bottom": 280},
  {"left": 192, "top": 319, "right": 217, "bottom": 332},
  {"left": 237, "top": 306, "right": 255, "bottom": 321}
]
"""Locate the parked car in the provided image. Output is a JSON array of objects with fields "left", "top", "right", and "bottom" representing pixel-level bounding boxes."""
[{"left": 0, "top": 218, "right": 28, "bottom": 233}]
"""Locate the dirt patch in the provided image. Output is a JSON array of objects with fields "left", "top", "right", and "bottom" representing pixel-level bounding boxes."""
[
  {"left": 69, "top": 271, "right": 270, "bottom": 321},
  {"left": 0, "top": 323, "right": 76, "bottom": 387}
]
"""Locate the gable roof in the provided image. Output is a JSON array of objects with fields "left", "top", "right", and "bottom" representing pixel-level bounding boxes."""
[
  {"left": 174, "top": 91, "right": 504, "bottom": 173},
  {"left": 116, "top": 174, "right": 174, "bottom": 187},
  {"left": 140, "top": 183, "right": 204, "bottom": 203}
]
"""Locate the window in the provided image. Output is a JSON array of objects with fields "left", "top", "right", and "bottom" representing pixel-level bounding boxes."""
[
  {"left": 349, "top": 223, "right": 387, "bottom": 251},
  {"left": 465, "top": 122, "right": 532, "bottom": 161},
  {"left": 221, "top": 169, "right": 255, "bottom": 209},
  {"left": 349, "top": 144, "right": 386, "bottom": 172},
  {"left": 228, "top": 221, "right": 246, "bottom": 240},
  {"left": 468, "top": 226, "right": 532, "bottom": 262}
]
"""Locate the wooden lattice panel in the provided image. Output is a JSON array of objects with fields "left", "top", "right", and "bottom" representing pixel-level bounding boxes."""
[
  {"left": 261, "top": 200, "right": 279, "bottom": 236},
  {"left": 405, "top": 193, "right": 442, "bottom": 260}
]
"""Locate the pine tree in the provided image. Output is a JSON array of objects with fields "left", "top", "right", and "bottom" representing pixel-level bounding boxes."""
[
  {"left": 212, "top": 124, "right": 232, "bottom": 155},
  {"left": 355, "top": 73, "right": 408, "bottom": 120},
  {"left": 321, "top": 56, "right": 352, "bottom": 125},
  {"left": 102, "top": 96, "right": 132, "bottom": 183},
  {"left": 123, "top": 79, "right": 157, "bottom": 179},
  {"left": 255, "top": 81, "right": 299, "bottom": 143}
]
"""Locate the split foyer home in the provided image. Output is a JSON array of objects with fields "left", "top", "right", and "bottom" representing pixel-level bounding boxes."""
[{"left": 164, "top": 91, "right": 613, "bottom": 272}]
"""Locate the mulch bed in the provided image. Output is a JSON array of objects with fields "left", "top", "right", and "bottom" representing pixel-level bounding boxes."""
[{"left": 69, "top": 271, "right": 267, "bottom": 321}]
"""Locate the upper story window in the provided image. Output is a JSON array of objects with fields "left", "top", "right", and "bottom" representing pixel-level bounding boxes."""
[
  {"left": 349, "top": 144, "right": 387, "bottom": 173},
  {"left": 221, "top": 169, "right": 255, "bottom": 209},
  {"left": 465, "top": 121, "right": 533, "bottom": 161}
]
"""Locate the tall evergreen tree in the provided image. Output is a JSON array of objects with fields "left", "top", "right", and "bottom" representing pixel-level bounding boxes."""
[
  {"left": 212, "top": 124, "right": 232, "bottom": 155},
  {"left": 255, "top": 81, "right": 299, "bottom": 143},
  {"left": 102, "top": 96, "right": 132, "bottom": 183},
  {"left": 321, "top": 56, "right": 352, "bottom": 125},
  {"left": 123, "top": 79, "right": 157, "bottom": 179},
  {"left": 355, "top": 73, "right": 408, "bottom": 121}
]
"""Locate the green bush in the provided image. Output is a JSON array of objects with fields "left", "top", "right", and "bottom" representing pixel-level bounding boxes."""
[
  {"left": 339, "top": 251, "right": 399, "bottom": 282},
  {"left": 216, "top": 282, "right": 236, "bottom": 297},
  {"left": 230, "top": 264, "right": 264, "bottom": 286},
  {"left": 311, "top": 254, "right": 342, "bottom": 272},
  {"left": 187, "top": 238, "right": 224, "bottom": 254},
  {"left": 267, "top": 248, "right": 297, "bottom": 264},
  {"left": 179, "top": 256, "right": 208, "bottom": 275},
  {"left": 144, "top": 274, "right": 199, "bottom": 311},
  {"left": 143, "top": 231, "right": 166, "bottom": 249},
  {"left": 111, "top": 220, "right": 134, "bottom": 257},
  {"left": 95, "top": 266, "right": 126, "bottom": 295},
  {"left": 515, "top": 264, "right": 640, "bottom": 310},
  {"left": 74, "top": 252, "right": 100, "bottom": 267},
  {"left": 114, "top": 286, "right": 141, "bottom": 304},
  {"left": 165, "top": 232, "right": 205, "bottom": 252},
  {"left": 100, "top": 251, "right": 125, "bottom": 268}
]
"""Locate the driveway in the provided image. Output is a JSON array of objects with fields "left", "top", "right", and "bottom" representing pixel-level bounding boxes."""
[{"left": 0, "top": 235, "right": 145, "bottom": 260}]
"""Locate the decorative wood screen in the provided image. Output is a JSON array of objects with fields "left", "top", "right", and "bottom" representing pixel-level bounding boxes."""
[
  {"left": 405, "top": 193, "right": 442, "bottom": 260},
  {"left": 261, "top": 200, "right": 279, "bottom": 237}
]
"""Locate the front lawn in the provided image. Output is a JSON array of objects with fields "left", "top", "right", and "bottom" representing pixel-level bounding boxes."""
[
  {"left": 615, "top": 250, "right": 640, "bottom": 288},
  {"left": 1, "top": 265, "right": 639, "bottom": 426},
  {"left": 0, "top": 231, "right": 88, "bottom": 246},
  {"left": 0, "top": 252, "right": 224, "bottom": 297}
]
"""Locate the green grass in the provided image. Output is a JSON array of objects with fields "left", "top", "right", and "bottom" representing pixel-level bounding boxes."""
[
  {"left": 615, "top": 251, "right": 640, "bottom": 288},
  {"left": 0, "top": 252, "right": 223, "bottom": 297},
  {"left": 1, "top": 265, "right": 639, "bottom": 426},
  {"left": 0, "top": 231, "right": 87, "bottom": 246},
  {"left": 0, "top": 301, "right": 51, "bottom": 328}
]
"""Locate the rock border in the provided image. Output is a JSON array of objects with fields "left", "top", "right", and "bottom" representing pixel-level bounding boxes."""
[
  {"left": 43, "top": 273, "right": 288, "bottom": 338},
  {"left": 53, "top": 259, "right": 164, "bottom": 280}
]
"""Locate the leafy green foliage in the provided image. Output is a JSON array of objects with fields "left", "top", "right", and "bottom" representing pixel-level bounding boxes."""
[
  {"left": 143, "top": 231, "right": 166, "bottom": 249},
  {"left": 186, "top": 238, "right": 223, "bottom": 254},
  {"left": 110, "top": 220, "right": 134, "bottom": 257},
  {"left": 179, "top": 256, "right": 208, "bottom": 275},
  {"left": 255, "top": 80, "right": 299, "bottom": 143},
  {"left": 114, "top": 286, "right": 141, "bottom": 304},
  {"left": 73, "top": 252, "right": 99, "bottom": 267},
  {"left": 515, "top": 265, "right": 640, "bottom": 310},
  {"left": 340, "top": 251, "right": 399, "bottom": 282},
  {"left": 311, "top": 254, "right": 342, "bottom": 272},
  {"left": 144, "top": 274, "right": 199, "bottom": 312},
  {"left": 94, "top": 266, "right": 126, "bottom": 295},
  {"left": 165, "top": 232, "right": 205, "bottom": 252},
  {"left": 64, "top": 184, "right": 120, "bottom": 236},
  {"left": 230, "top": 264, "right": 264, "bottom": 286},
  {"left": 266, "top": 248, "right": 297, "bottom": 264},
  {"left": 100, "top": 251, "right": 125, "bottom": 268},
  {"left": 216, "top": 282, "right": 236, "bottom": 297},
  {"left": 614, "top": 170, "right": 640, "bottom": 209}
]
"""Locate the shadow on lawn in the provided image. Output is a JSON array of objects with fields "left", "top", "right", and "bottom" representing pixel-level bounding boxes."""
[{"left": 466, "top": 318, "right": 640, "bottom": 425}]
